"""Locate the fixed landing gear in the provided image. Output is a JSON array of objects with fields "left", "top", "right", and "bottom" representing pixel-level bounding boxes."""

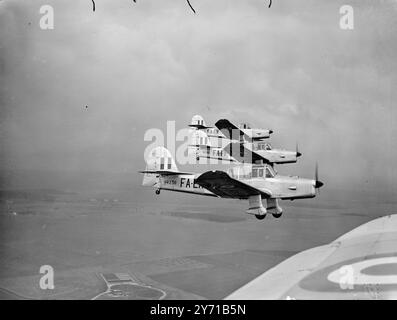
[
  {"left": 155, "top": 189, "right": 161, "bottom": 195},
  {"left": 254, "top": 212, "right": 282, "bottom": 220}
]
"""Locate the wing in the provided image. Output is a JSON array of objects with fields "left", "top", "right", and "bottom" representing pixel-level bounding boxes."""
[
  {"left": 226, "top": 214, "right": 397, "bottom": 300},
  {"left": 139, "top": 170, "right": 193, "bottom": 176},
  {"left": 215, "top": 119, "right": 244, "bottom": 140},
  {"left": 188, "top": 124, "right": 213, "bottom": 130},
  {"left": 195, "top": 170, "right": 271, "bottom": 199}
]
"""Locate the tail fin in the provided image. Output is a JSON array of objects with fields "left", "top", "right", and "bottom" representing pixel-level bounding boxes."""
[
  {"left": 145, "top": 146, "right": 179, "bottom": 172},
  {"left": 141, "top": 147, "right": 192, "bottom": 186},
  {"left": 189, "top": 115, "right": 212, "bottom": 129}
]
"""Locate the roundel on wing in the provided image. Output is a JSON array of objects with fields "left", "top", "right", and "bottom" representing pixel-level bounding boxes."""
[{"left": 298, "top": 254, "right": 397, "bottom": 294}]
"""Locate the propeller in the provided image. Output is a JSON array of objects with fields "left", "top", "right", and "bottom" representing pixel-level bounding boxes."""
[
  {"left": 296, "top": 142, "right": 302, "bottom": 157},
  {"left": 314, "top": 162, "right": 324, "bottom": 193}
]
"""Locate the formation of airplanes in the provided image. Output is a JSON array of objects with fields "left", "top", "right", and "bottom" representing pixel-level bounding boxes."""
[
  {"left": 140, "top": 115, "right": 323, "bottom": 220},
  {"left": 188, "top": 115, "right": 301, "bottom": 164}
]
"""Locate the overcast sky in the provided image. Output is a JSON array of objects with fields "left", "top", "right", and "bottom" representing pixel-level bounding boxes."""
[{"left": 1, "top": 0, "right": 396, "bottom": 195}]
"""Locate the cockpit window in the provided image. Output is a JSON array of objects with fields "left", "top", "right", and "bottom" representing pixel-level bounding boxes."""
[
  {"left": 252, "top": 168, "right": 265, "bottom": 178},
  {"left": 265, "top": 167, "right": 274, "bottom": 178},
  {"left": 254, "top": 143, "right": 272, "bottom": 151},
  {"left": 239, "top": 123, "right": 251, "bottom": 129},
  {"left": 229, "top": 165, "right": 273, "bottom": 180}
]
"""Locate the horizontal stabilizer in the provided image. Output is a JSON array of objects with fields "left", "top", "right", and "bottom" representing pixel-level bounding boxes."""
[
  {"left": 190, "top": 115, "right": 212, "bottom": 129},
  {"left": 188, "top": 124, "right": 213, "bottom": 130},
  {"left": 139, "top": 170, "right": 192, "bottom": 176}
]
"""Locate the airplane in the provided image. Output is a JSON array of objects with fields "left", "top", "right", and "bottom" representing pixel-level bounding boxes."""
[
  {"left": 226, "top": 214, "right": 397, "bottom": 299},
  {"left": 140, "top": 147, "right": 323, "bottom": 220},
  {"left": 189, "top": 132, "right": 302, "bottom": 165},
  {"left": 225, "top": 141, "right": 302, "bottom": 165},
  {"left": 189, "top": 115, "right": 273, "bottom": 142},
  {"left": 215, "top": 118, "right": 273, "bottom": 141}
]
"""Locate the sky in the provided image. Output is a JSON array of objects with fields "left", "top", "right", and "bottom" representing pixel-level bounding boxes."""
[{"left": 1, "top": 0, "right": 397, "bottom": 197}]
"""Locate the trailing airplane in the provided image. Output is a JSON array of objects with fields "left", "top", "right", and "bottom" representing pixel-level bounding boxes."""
[
  {"left": 225, "top": 141, "right": 302, "bottom": 165},
  {"left": 215, "top": 118, "right": 273, "bottom": 141},
  {"left": 189, "top": 115, "right": 273, "bottom": 142},
  {"left": 140, "top": 147, "right": 323, "bottom": 220},
  {"left": 226, "top": 214, "right": 397, "bottom": 299}
]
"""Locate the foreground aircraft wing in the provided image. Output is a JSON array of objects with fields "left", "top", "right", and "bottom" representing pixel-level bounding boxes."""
[
  {"left": 226, "top": 214, "right": 397, "bottom": 300},
  {"left": 195, "top": 170, "right": 271, "bottom": 199},
  {"left": 139, "top": 170, "right": 193, "bottom": 176}
]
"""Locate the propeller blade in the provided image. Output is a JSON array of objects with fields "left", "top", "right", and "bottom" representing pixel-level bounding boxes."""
[
  {"left": 314, "top": 162, "right": 324, "bottom": 194},
  {"left": 315, "top": 162, "right": 318, "bottom": 182},
  {"left": 296, "top": 142, "right": 302, "bottom": 157}
]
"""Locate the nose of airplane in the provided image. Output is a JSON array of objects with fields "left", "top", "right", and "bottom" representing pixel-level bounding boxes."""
[
  {"left": 296, "top": 151, "right": 302, "bottom": 157},
  {"left": 315, "top": 180, "right": 324, "bottom": 188},
  {"left": 269, "top": 129, "right": 273, "bottom": 134},
  {"left": 314, "top": 163, "right": 323, "bottom": 190}
]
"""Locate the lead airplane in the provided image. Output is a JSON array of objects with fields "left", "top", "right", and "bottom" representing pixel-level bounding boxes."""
[
  {"left": 189, "top": 115, "right": 273, "bottom": 141},
  {"left": 215, "top": 118, "right": 273, "bottom": 141},
  {"left": 140, "top": 147, "right": 323, "bottom": 220}
]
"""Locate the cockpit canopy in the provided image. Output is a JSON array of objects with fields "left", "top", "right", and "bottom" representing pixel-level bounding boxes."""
[
  {"left": 253, "top": 142, "right": 272, "bottom": 151},
  {"left": 238, "top": 122, "right": 252, "bottom": 130},
  {"left": 205, "top": 127, "right": 221, "bottom": 137},
  {"left": 228, "top": 164, "right": 275, "bottom": 180}
]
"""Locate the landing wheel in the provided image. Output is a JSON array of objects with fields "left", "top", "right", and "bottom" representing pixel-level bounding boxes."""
[
  {"left": 255, "top": 214, "right": 266, "bottom": 220},
  {"left": 272, "top": 212, "right": 282, "bottom": 218},
  {"left": 155, "top": 189, "right": 161, "bottom": 195}
]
